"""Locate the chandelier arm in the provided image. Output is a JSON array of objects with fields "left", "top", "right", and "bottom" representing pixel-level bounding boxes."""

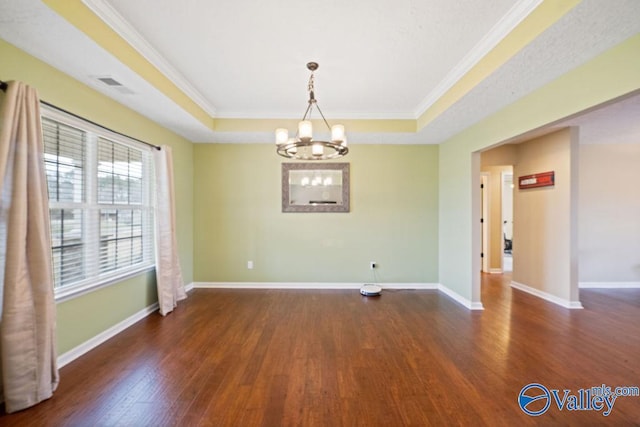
[
  {"left": 301, "top": 101, "right": 313, "bottom": 122},
  {"left": 313, "top": 103, "right": 333, "bottom": 131}
]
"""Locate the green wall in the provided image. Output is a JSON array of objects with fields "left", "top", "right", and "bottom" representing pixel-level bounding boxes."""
[
  {"left": 193, "top": 143, "right": 439, "bottom": 284},
  {"left": 438, "top": 34, "right": 640, "bottom": 303},
  {"left": 0, "top": 39, "right": 194, "bottom": 353}
]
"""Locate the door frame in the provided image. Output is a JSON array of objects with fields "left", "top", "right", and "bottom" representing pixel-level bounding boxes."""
[
  {"left": 481, "top": 173, "right": 490, "bottom": 273},
  {"left": 501, "top": 171, "right": 513, "bottom": 272}
]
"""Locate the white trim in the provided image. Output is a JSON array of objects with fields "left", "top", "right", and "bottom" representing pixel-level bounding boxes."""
[
  {"left": 215, "top": 110, "right": 416, "bottom": 120},
  {"left": 82, "top": 0, "right": 218, "bottom": 117},
  {"left": 579, "top": 282, "right": 640, "bottom": 289},
  {"left": 195, "top": 282, "right": 486, "bottom": 309},
  {"left": 56, "top": 280, "right": 490, "bottom": 369},
  {"left": 501, "top": 170, "right": 514, "bottom": 273},
  {"left": 185, "top": 282, "right": 195, "bottom": 292},
  {"left": 511, "top": 280, "right": 583, "bottom": 309},
  {"left": 437, "top": 284, "right": 484, "bottom": 310},
  {"left": 193, "top": 282, "right": 437, "bottom": 290},
  {"left": 380, "top": 283, "right": 438, "bottom": 290},
  {"left": 414, "top": 0, "right": 542, "bottom": 119},
  {"left": 57, "top": 302, "right": 159, "bottom": 368},
  {"left": 54, "top": 265, "right": 155, "bottom": 303},
  {"left": 489, "top": 268, "right": 503, "bottom": 274}
]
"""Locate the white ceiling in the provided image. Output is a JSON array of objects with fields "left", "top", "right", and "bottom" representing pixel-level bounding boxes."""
[
  {"left": 0, "top": 0, "right": 639, "bottom": 144},
  {"left": 99, "top": 0, "right": 521, "bottom": 119}
]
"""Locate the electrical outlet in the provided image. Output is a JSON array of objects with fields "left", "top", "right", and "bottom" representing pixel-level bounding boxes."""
[
  {"left": 247, "top": 260, "right": 254, "bottom": 270},
  {"left": 370, "top": 261, "right": 377, "bottom": 270}
]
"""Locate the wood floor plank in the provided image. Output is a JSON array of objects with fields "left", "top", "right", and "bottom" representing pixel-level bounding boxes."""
[{"left": 2, "top": 276, "right": 640, "bottom": 425}]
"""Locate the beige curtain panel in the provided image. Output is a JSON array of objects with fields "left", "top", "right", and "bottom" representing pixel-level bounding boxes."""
[
  {"left": 0, "top": 81, "right": 59, "bottom": 413},
  {"left": 154, "top": 146, "right": 186, "bottom": 316}
]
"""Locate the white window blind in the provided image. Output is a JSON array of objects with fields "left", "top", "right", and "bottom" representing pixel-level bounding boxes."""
[{"left": 42, "top": 107, "right": 155, "bottom": 300}]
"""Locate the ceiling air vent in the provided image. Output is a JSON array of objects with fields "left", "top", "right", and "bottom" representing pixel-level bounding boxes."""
[
  {"left": 97, "top": 76, "right": 123, "bottom": 86},
  {"left": 94, "top": 76, "right": 135, "bottom": 95}
]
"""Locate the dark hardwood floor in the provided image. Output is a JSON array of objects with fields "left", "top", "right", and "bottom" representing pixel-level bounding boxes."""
[{"left": 2, "top": 274, "right": 639, "bottom": 426}]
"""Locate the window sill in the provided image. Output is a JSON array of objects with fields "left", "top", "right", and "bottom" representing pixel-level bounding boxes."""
[{"left": 54, "top": 264, "right": 156, "bottom": 303}]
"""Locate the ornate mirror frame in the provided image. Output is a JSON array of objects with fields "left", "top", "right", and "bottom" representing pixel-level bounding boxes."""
[{"left": 282, "top": 163, "right": 350, "bottom": 213}]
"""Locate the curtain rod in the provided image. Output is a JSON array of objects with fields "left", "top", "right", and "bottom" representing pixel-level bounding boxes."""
[{"left": 0, "top": 79, "right": 161, "bottom": 151}]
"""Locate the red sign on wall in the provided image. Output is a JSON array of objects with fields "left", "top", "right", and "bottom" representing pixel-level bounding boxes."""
[{"left": 518, "top": 171, "right": 555, "bottom": 189}]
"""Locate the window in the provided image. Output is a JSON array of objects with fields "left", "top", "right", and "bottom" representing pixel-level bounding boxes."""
[{"left": 42, "top": 107, "right": 155, "bottom": 300}]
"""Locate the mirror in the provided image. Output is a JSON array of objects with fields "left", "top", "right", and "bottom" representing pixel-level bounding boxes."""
[{"left": 282, "top": 163, "right": 350, "bottom": 212}]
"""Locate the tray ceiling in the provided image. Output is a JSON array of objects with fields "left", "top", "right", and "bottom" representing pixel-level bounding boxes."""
[{"left": 0, "top": 0, "right": 638, "bottom": 144}]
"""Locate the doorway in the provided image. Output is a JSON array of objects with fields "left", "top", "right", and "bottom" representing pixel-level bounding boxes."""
[
  {"left": 481, "top": 173, "right": 489, "bottom": 273},
  {"left": 502, "top": 172, "right": 513, "bottom": 272}
]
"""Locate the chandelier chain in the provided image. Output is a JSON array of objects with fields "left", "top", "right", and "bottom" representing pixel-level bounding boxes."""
[{"left": 307, "top": 72, "right": 315, "bottom": 95}]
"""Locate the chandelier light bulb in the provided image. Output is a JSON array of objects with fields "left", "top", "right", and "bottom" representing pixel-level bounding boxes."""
[
  {"left": 275, "top": 128, "right": 289, "bottom": 145},
  {"left": 331, "top": 124, "right": 345, "bottom": 142},
  {"left": 299, "top": 120, "right": 313, "bottom": 141}
]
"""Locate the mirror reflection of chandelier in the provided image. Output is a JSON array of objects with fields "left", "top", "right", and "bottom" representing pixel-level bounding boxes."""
[{"left": 275, "top": 62, "right": 348, "bottom": 160}]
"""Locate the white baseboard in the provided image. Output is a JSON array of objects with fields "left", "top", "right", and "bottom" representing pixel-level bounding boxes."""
[
  {"left": 381, "top": 283, "right": 438, "bottom": 290},
  {"left": 579, "top": 281, "right": 640, "bottom": 289},
  {"left": 194, "top": 282, "right": 486, "bottom": 309},
  {"left": 57, "top": 281, "right": 490, "bottom": 368},
  {"left": 437, "top": 284, "right": 484, "bottom": 310},
  {"left": 57, "top": 302, "right": 159, "bottom": 368},
  {"left": 511, "top": 281, "right": 583, "bottom": 309},
  {"left": 193, "top": 282, "right": 438, "bottom": 290},
  {"left": 489, "top": 269, "right": 503, "bottom": 274},
  {"left": 58, "top": 276, "right": 614, "bottom": 370}
]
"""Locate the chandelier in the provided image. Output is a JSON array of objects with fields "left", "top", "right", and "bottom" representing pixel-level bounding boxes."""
[{"left": 275, "top": 62, "right": 348, "bottom": 160}]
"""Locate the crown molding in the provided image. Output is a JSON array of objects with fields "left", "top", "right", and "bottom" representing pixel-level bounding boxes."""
[
  {"left": 214, "top": 110, "right": 416, "bottom": 120},
  {"left": 204, "top": 131, "right": 431, "bottom": 145},
  {"left": 82, "top": 0, "right": 540, "bottom": 122},
  {"left": 413, "top": 0, "right": 542, "bottom": 118},
  {"left": 82, "top": 0, "right": 218, "bottom": 117}
]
